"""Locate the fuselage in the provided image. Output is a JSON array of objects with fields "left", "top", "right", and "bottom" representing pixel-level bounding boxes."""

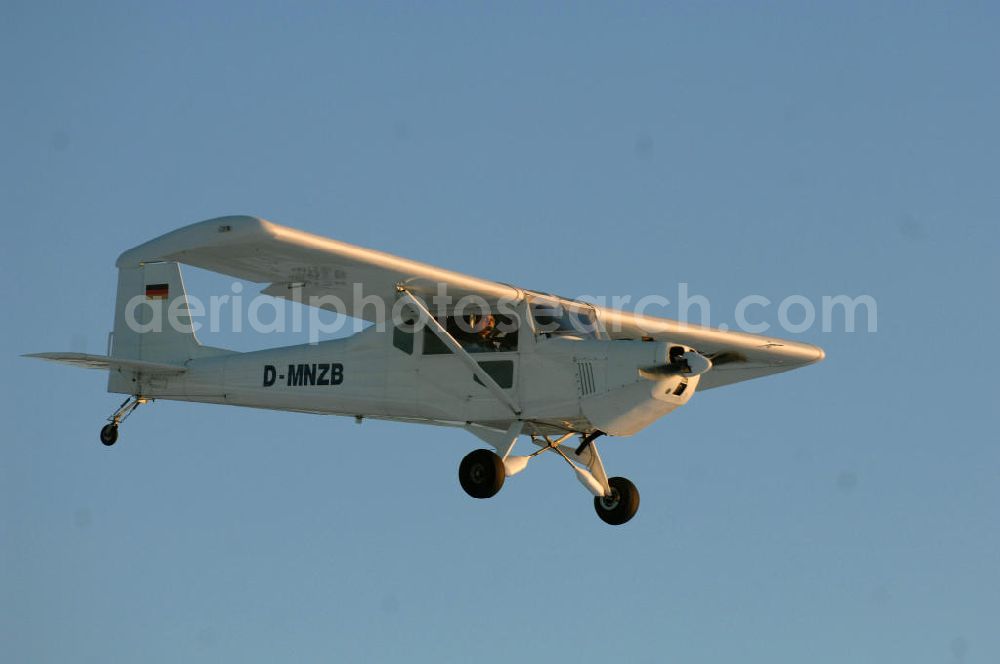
[{"left": 132, "top": 323, "right": 698, "bottom": 436}]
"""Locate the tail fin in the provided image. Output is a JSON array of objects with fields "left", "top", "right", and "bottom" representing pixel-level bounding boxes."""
[{"left": 110, "top": 261, "right": 228, "bottom": 364}]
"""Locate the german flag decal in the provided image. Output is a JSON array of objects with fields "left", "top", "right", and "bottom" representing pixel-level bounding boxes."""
[{"left": 145, "top": 283, "right": 169, "bottom": 299}]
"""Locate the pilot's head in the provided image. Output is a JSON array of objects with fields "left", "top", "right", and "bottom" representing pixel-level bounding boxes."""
[{"left": 470, "top": 313, "right": 496, "bottom": 336}]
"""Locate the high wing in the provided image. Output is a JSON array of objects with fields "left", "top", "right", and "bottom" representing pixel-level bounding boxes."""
[
  {"left": 116, "top": 215, "right": 519, "bottom": 319},
  {"left": 24, "top": 352, "right": 187, "bottom": 375},
  {"left": 116, "top": 215, "right": 823, "bottom": 391}
]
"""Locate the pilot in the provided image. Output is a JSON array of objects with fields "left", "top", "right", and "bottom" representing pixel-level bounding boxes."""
[{"left": 470, "top": 312, "right": 498, "bottom": 350}]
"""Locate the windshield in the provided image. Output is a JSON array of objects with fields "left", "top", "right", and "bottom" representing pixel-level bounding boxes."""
[{"left": 529, "top": 294, "right": 601, "bottom": 338}]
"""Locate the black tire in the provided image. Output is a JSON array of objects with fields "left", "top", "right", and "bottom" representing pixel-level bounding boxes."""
[
  {"left": 458, "top": 449, "right": 505, "bottom": 499},
  {"left": 100, "top": 424, "right": 119, "bottom": 447},
  {"left": 594, "top": 476, "right": 640, "bottom": 525}
]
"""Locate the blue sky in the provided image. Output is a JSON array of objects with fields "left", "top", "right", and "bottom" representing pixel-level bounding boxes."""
[{"left": 2, "top": 2, "right": 998, "bottom": 662}]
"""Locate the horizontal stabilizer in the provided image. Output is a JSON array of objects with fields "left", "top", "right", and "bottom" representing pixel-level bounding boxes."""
[{"left": 23, "top": 352, "right": 187, "bottom": 375}]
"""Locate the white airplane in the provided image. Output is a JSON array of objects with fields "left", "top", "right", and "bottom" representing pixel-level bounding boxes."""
[{"left": 27, "top": 216, "right": 824, "bottom": 525}]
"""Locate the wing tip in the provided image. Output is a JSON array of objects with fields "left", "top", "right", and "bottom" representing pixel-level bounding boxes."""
[
  {"left": 804, "top": 343, "right": 826, "bottom": 364},
  {"left": 23, "top": 352, "right": 70, "bottom": 360},
  {"left": 779, "top": 342, "right": 825, "bottom": 367},
  {"left": 115, "top": 214, "right": 274, "bottom": 268}
]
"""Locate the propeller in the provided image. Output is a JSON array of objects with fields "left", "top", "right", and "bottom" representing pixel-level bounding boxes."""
[
  {"left": 704, "top": 350, "right": 748, "bottom": 366},
  {"left": 638, "top": 349, "right": 747, "bottom": 380}
]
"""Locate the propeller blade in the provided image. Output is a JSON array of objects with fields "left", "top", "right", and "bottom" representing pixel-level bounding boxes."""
[
  {"left": 705, "top": 350, "right": 748, "bottom": 366},
  {"left": 639, "top": 350, "right": 713, "bottom": 379}
]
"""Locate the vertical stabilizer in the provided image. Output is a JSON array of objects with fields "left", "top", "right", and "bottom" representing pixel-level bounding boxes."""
[{"left": 109, "top": 261, "right": 229, "bottom": 371}]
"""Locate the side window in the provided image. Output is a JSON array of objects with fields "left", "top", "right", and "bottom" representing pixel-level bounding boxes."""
[
  {"left": 474, "top": 360, "right": 515, "bottom": 388},
  {"left": 422, "top": 313, "right": 519, "bottom": 355},
  {"left": 423, "top": 325, "right": 450, "bottom": 355},
  {"left": 393, "top": 320, "right": 415, "bottom": 354}
]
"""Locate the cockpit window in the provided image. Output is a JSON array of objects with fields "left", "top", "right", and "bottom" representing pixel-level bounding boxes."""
[
  {"left": 393, "top": 319, "right": 415, "bottom": 354},
  {"left": 423, "top": 312, "right": 519, "bottom": 355},
  {"left": 529, "top": 295, "right": 600, "bottom": 338}
]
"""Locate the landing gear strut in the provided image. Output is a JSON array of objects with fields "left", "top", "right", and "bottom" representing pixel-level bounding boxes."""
[
  {"left": 548, "top": 435, "right": 640, "bottom": 525},
  {"left": 99, "top": 395, "right": 147, "bottom": 447},
  {"left": 457, "top": 428, "right": 641, "bottom": 525}
]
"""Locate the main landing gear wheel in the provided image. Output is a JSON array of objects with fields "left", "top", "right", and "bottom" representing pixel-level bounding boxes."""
[
  {"left": 459, "top": 449, "right": 505, "bottom": 499},
  {"left": 99, "top": 424, "right": 119, "bottom": 446},
  {"left": 594, "top": 476, "right": 640, "bottom": 525}
]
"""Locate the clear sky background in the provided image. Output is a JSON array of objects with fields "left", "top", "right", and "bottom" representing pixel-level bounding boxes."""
[{"left": 2, "top": 2, "right": 998, "bottom": 663}]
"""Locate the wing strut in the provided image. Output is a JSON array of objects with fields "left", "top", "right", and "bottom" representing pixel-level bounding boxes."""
[{"left": 396, "top": 286, "right": 521, "bottom": 416}]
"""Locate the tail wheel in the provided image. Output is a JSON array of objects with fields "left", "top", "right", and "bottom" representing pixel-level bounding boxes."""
[
  {"left": 100, "top": 424, "right": 119, "bottom": 447},
  {"left": 594, "top": 476, "right": 640, "bottom": 525},
  {"left": 459, "top": 449, "right": 505, "bottom": 499}
]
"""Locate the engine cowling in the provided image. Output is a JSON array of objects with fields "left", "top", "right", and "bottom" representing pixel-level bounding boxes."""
[{"left": 580, "top": 341, "right": 701, "bottom": 436}]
